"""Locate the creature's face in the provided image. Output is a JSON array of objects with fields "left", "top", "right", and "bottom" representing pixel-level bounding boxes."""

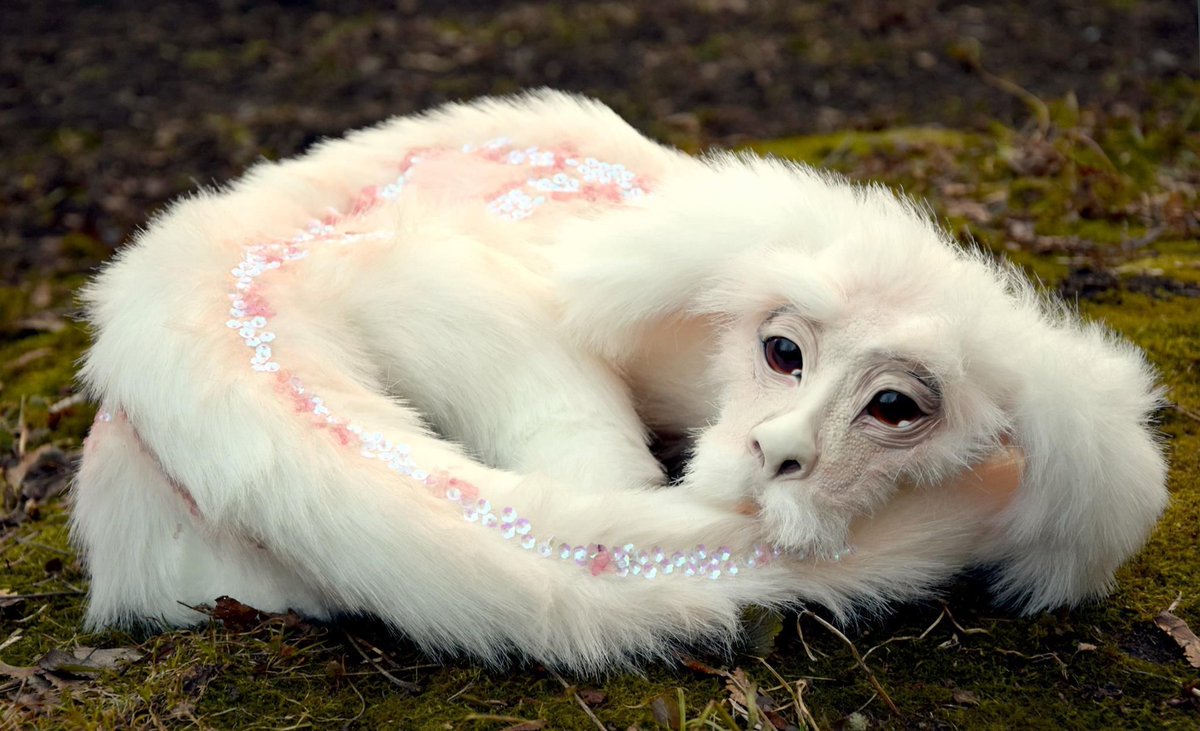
[
  {"left": 585, "top": 155, "right": 1165, "bottom": 608},
  {"left": 685, "top": 256, "right": 1013, "bottom": 556}
]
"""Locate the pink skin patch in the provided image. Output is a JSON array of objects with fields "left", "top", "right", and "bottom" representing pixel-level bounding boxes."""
[
  {"left": 97, "top": 408, "right": 203, "bottom": 521},
  {"left": 958, "top": 445, "right": 1025, "bottom": 513},
  {"left": 590, "top": 549, "right": 613, "bottom": 576}
]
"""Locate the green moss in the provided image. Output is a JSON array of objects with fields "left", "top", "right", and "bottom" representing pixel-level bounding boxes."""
[
  {"left": 1116, "top": 240, "right": 1200, "bottom": 283},
  {"left": 0, "top": 325, "right": 88, "bottom": 401},
  {"left": 749, "top": 127, "right": 979, "bottom": 168},
  {"left": 5, "top": 87, "right": 1200, "bottom": 729}
]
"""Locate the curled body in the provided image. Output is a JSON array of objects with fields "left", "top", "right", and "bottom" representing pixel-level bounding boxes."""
[{"left": 73, "top": 91, "right": 1168, "bottom": 672}]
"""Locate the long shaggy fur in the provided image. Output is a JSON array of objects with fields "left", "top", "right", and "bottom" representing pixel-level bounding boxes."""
[{"left": 72, "top": 91, "right": 1167, "bottom": 671}]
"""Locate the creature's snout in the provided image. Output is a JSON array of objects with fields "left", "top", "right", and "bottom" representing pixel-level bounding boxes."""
[{"left": 748, "top": 409, "right": 818, "bottom": 480}]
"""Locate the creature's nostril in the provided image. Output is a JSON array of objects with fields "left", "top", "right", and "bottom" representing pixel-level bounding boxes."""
[
  {"left": 776, "top": 459, "right": 803, "bottom": 477},
  {"left": 749, "top": 440, "right": 763, "bottom": 460}
]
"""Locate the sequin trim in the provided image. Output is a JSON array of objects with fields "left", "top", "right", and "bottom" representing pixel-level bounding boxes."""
[{"left": 218, "top": 138, "right": 825, "bottom": 579}]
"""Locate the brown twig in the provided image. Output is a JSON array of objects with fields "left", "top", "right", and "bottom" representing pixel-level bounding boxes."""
[
  {"left": 1123, "top": 225, "right": 1166, "bottom": 253},
  {"left": 994, "top": 648, "right": 1069, "bottom": 679},
  {"left": 795, "top": 615, "right": 822, "bottom": 662},
  {"left": 445, "top": 672, "right": 479, "bottom": 703},
  {"left": 343, "top": 632, "right": 420, "bottom": 692},
  {"left": 958, "top": 49, "right": 1050, "bottom": 138},
  {"left": 758, "top": 657, "right": 821, "bottom": 730},
  {"left": 48, "top": 393, "right": 86, "bottom": 415},
  {"left": 1065, "top": 128, "right": 1119, "bottom": 173},
  {"left": 549, "top": 669, "right": 606, "bottom": 731},
  {"left": 802, "top": 610, "right": 900, "bottom": 716},
  {"left": 940, "top": 603, "right": 991, "bottom": 637},
  {"left": 17, "top": 539, "right": 72, "bottom": 556},
  {"left": 1172, "top": 403, "right": 1200, "bottom": 425},
  {"left": 863, "top": 608, "right": 946, "bottom": 660},
  {"left": 462, "top": 714, "right": 539, "bottom": 726}
]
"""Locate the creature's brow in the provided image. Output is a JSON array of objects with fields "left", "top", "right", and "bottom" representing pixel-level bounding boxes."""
[
  {"left": 867, "top": 353, "right": 943, "bottom": 399},
  {"left": 909, "top": 369, "right": 943, "bottom": 398},
  {"left": 763, "top": 305, "right": 822, "bottom": 329}
]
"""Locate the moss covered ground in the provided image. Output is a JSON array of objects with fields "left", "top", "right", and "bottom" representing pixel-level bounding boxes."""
[{"left": 2, "top": 71, "right": 1198, "bottom": 730}]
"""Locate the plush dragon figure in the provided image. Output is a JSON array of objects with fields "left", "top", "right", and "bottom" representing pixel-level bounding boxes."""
[{"left": 73, "top": 91, "right": 1166, "bottom": 671}]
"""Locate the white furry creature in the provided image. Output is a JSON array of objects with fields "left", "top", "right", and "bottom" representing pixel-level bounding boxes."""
[{"left": 72, "top": 91, "right": 1167, "bottom": 672}]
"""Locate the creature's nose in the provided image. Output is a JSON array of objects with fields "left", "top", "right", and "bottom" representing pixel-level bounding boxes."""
[{"left": 749, "top": 411, "right": 818, "bottom": 480}]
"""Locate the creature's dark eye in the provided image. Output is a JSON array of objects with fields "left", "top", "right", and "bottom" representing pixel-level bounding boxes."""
[
  {"left": 866, "top": 390, "right": 925, "bottom": 427},
  {"left": 763, "top": 337, "right": 803, "bottom": 376}
]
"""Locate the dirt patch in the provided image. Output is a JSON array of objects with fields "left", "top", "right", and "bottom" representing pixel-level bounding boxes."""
[
  {"left": 1061, "top": 267, "right": 1200, "bottom": 301},
  {"left": 1, "top": 0, "right": 1194, "bottom": 282},
  {"left": 1119, "top": 622, "right": 1187, "bottom": 666}
]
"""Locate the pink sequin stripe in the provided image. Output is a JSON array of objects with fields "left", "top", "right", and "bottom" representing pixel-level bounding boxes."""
[
  {"left": 220, "top": 139, "right": 797, "bottom": 580},
  {"left": 477, "top": 138, "right": 647, "bottom": 221}
]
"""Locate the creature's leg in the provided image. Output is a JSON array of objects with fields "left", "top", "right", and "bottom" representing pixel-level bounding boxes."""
[
  {"left": 74, "top": 413, "right": 333, "bottom": 628},
  {"left": 346, "top": 235, "right": 665, "bottom": 492}
]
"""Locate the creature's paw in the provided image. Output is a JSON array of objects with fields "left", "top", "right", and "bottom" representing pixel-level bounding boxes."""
[{"left": 756, "top": 487, "right": 854, "bottom": 561}]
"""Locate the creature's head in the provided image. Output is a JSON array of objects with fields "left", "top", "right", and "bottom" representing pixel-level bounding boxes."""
[
  {"left": 684, "top": 254, "right": 1016, "bottom": 562},
  {"left": 561, "top": 153, "right": 1168, "bottom": 611}
]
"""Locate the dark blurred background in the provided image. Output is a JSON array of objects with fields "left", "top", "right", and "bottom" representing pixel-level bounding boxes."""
[{"left": 0, "top": 0, "right": 1194, "bottom": 284}]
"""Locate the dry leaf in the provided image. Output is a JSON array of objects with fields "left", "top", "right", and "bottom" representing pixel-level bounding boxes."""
[
  {"left": 180, "top": 663, "right": 221, "bottom": 698},
  {"left": 211, "top": 595, "right": 268, "bottom": 630},
  {"left": 650, "top": 693, "right": 681, "bottom": 730},
  {"left": 577, "top": 688, "right": 607, "bottom": 706},
  {"left": 952, "top": 689, "right": 980, "bottom": 706},
  {"left": 944, "top": 198, "right": 991, "bottom": 224},
  {"left": 678, "top": 653, "right": 725, "bottom": 676},
  {"left": 1154, "top": 611, "right": 1200, "bottom": 668},
  {"left": 725, "top": 667, "right": 750, "bottom": 707},
  {"left": 0, "top": 588, "right": 24, "bottom": 609},
  {"left": 5, "top": 444, "right": 75, "bottom": 502},
  {"left": 0, "top": 659, "right": 39, "bottom": 681},
  {"left": 37, "top": 646, "right": 143, "bottom": 676}
]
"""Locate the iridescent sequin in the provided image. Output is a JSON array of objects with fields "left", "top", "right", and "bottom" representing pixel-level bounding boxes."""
[{"left": 217, "top": 135, "right": 811, "bottom": 581}]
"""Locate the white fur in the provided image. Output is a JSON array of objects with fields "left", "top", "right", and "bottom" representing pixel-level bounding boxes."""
[{"left": 72, "top": 91, "right": 1168, "bottom": 671}]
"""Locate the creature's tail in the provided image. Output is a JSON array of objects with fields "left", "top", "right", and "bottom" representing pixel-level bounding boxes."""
[
  {"left": 70, "top": 205, "right": 992, "bottom": 671},
  {"left": 73, "top": 403, "right": 989, "bottom": 672}
]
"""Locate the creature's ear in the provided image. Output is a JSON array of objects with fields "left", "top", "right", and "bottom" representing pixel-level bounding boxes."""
[
  {"left": 980, "top": 320, "right": 1168, "bottom": 612},
  {"left": 553, "top": 208, "right": 753, "bottom": 362},
  {"left": 552, "top": 159, "right": 825, "bottom": 362},
  {"left": 956, "top": 445, "right": 1024, "bottom": 514}
]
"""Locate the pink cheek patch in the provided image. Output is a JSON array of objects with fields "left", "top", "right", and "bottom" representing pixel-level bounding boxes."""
[{"left": 966, "top": 446, "right": 1025, "bottom": 513}]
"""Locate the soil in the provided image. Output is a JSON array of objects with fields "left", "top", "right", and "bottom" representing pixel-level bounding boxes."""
[
  {"left": 1, "top": 0, "right": 1194, "bottom": 282},
  {"left": 1, "top": 3, "right": 1198, "bottom": 728}
]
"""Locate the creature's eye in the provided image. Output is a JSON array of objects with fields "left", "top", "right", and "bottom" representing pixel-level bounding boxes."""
[
  {"left": 763, "top": 337, "right": 803, "bottom": 376},
  {"left": 866, "top": 390, "right": 925, "bottom": 427}
]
